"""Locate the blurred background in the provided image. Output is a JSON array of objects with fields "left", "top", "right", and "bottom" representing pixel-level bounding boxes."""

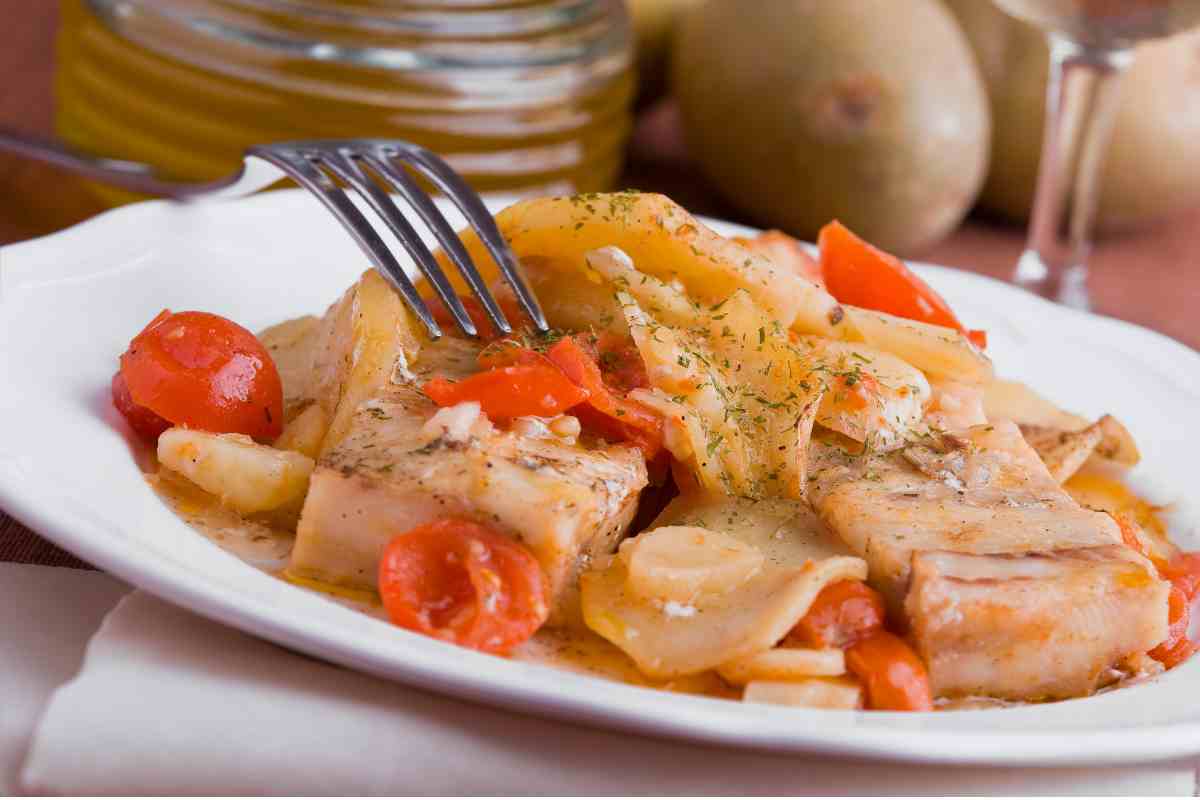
[{"left": 2, "top": 0, "right": 1197, "bottom": 348}]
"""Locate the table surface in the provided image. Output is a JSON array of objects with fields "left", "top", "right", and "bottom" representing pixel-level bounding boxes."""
[{"left": 3, "top": 2, "right": 1198, "bottom": 568}]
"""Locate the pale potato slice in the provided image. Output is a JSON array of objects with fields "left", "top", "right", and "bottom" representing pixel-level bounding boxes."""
[
  {"left": 1021, "top": 421, "right": 1105, "bottom": 484},
  {"left": 158, "top": 428, "right": 314, "bottom": 515},
  {"left": 983, "top": 378, "right": 1089, "bottom": 429},
  {"left": 984, "top": 379, "right": 1140, "bottom": 467},
  {"left": 586, "top": 246, "right": 697, "bottom": 326},
  {"left": 732, "top": 230, "right": 824, "bottom": 287},
  {"left": 520, "top": 254, "right": 629, "bottom": 335},
  {"left": 1094, "top": 415, "right": 1140, "bottom": 466},
  {"left": 308, "top": 269, "right": 423, "bottom": 456},
  {"left": 797, "top": 337, "right": 930, "bottom": 451},
  {"left": 581, "top": 552, "right": 866, "bottom": 678},
  {"left": 717, "top": 648, "right": 845, "bottom": 685},
  {"left": 273, "top": 403, "right": 328, "bottom": 459},
  {"left": 443, "top": 192, "right": 846, "bottom": 336},
  {"left": 604, "top": 248, "right": 825, "bottom": 499},
  {"left": 621, "top": 525, "right": 764, "bottom": 604},
  {"left": 582, "top": 495, "right": 864, "bottom": 675},
  {"left": 742, "top": 678, "right": 863, "bottom": 710},
  {"left": 844, "top": 306, "right": 993, "bottom": 385}
]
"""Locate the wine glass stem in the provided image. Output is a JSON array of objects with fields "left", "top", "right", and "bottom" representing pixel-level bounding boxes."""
[{"left": 1015, "top": 34, "right": 1132, "bottom": 310}]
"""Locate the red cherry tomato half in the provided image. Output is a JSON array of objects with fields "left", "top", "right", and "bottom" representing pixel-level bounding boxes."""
[
  {"left": 819, "top": 221, "right": 987, "bottom": 350},
  {"left": 423, "top": 363, "right": 589, "bottom": 421},
  {"left": 545, "top": 335, "right": 664, "bottom": 460},
  {"left": 845, "top": 631, "right": 934, "bottom": 712},
  {"left": 118, "top": 310, "right": 284, "bottom": 440},
  {"left": 1162, "top": 552, "right": 1200, "bottom": 602},
  {"left": 788, "top": 579, "right": 886, "bottom": 650},
  {"left": 1149, "top": 583, "right": 1197, "bottom": 669},
  {"left": 378, "top": 518, "right": 550, "bottom": 654},
  {"left": 111, "top": 371, "right": 172, "bottom": 442}
]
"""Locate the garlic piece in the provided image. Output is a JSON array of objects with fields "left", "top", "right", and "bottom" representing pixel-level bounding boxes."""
[
  {"left": 511, "top": 414, "right": 581, "bottom": 445},
  {"left": 420, "top": 401, "right": 490, "bottom": 444}
]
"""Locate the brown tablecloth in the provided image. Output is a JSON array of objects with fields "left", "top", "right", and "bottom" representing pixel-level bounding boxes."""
[{"left": 3, "top": 4, "right": 1198, "bottom": 569}]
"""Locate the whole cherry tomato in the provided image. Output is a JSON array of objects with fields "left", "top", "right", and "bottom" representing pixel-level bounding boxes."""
[
  {"left": 117, "top": 310, "right": 283, "bottom": 441},
  {"left": 111, "top": 371, "right": 171, "bottom": 441}
]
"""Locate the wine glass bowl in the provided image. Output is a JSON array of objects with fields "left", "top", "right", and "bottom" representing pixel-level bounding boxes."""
[
  {"left": 990, "top": 0, "right": 1200, "bottom": 309},
  {"left": 994, "top": 0, "right": 1200, "bottom": 47}
]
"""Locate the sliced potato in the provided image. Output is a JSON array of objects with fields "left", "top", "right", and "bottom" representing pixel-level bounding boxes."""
[
  {"left": 158, "top": 428, "right": 314, "bottom": 515},
  {"left": 308, "top": 269, "right": 423, "bottom": 456},
  {"left": 984, "top": 379, "right": 1140, "bottom": 467},
  {"left": 1020, "top": 421, "right": 1104, "bottom": 484},
  {"left": 273, "top": 403, "right": 328, "bottom": 460},
  {"left": 732, "top": 230, "right": 824, "bottom": 287},
  {"left": 621, "top": 525, "right": 764, "bottom": 604},
  {"left": 581, "top": 551, "right": 866, "bottom": 678},
  {"left": 797, "top": 337, "right": 930, "bottom": 451},
  {"left": 612, "top": 260, "right": 824, "bottom": 499},
  {"left": 1094, "top": 415, "right": 1140, "bottom": 466},
  {"left": 844, "top": 306, "right": 993, "bottom": 385},
  {"left": 983, "top": 378, "right": 1087, "bottom": 429},
  {"left": 718, "top": 648, "right": 845, "bottom": 685},
  {"left": 444, "top": 192, "right": 846, "bottom": 336},
  {"left": 742, "top": 678, "right": 863, "bottom": 710},
  {"left": 520, "top": 254, "right": 628, "bottom": 335}
]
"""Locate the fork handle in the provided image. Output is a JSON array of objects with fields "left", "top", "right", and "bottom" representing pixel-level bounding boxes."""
[{"left": 0, "top": 127, "right": 227, "bottom": 198}]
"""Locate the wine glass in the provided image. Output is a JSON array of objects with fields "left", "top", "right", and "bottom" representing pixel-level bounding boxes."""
[{"left": 990, "top": 0, "right": 1200, "bottom": 309}]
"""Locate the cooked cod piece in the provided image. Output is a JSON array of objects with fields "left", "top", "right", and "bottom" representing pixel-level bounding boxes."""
[
  {"left": 907, "top": 547, "right": 1168, "bottom": 700},
  {"left": 289, "top": 337, "right": 649, "bottom": 627},
  {"left": 809, "top": 421, "right": 1124, "bottom": 609},
  {"left": 809, "top": 420, "right": 1170, "bottom": 701}
]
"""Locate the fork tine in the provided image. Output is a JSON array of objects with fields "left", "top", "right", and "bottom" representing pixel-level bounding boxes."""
[
  {"left": 317, "top": 150, "right": 478, "bottom": 337},
  {"left": 374, "top": 142, "right": 550, "bottom": 333},
  {"left": 251, "top": 146, "right": 442, "bottom": 339},
  {"left": 355, "top": 149, "right": 513, "bottom": 337}
]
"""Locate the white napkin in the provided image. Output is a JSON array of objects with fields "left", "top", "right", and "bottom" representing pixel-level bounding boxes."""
[
  {"left": 16, "top": 587, "right": 1198, "bottom": 796},
  {"left": 0, "top": 563, "right": 128, "bottom": 795}
]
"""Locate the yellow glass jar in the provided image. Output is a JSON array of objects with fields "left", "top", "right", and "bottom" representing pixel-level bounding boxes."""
[{"left": 55, "top": 0, "right": 635, "bottom": 206}]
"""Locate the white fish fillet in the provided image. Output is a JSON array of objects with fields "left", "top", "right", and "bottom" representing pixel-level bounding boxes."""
[
  {"left": 809, "top": 420, "right": 1170, "bottom": 701},
  {"left": 289, "top": 337, "right": 648, "bottom": 627},
  {"left": 907, "top": 546, "right": 1168, "bottom": 700}
]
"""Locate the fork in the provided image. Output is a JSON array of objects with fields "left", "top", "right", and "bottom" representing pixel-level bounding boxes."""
[{"left": 0, "top": 129, "right": 549, "bottom": 339}]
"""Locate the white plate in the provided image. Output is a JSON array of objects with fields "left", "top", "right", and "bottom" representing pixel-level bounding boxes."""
[{"left": 2, "top": 190, "right": 1199, "bottom": 767}]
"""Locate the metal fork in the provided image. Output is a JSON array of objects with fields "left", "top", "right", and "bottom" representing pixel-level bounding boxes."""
[{"left": 0, "top": 129, "right": 548, "bottom": 339}]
